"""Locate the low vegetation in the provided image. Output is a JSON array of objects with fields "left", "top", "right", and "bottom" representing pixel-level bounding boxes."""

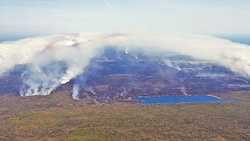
[{"left": 0, "top": 91, "right": 249, "bottom": 141}]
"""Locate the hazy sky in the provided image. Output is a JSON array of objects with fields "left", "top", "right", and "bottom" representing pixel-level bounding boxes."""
[{"left": 1, "top": 0, "right": 250, "bottom": 36}]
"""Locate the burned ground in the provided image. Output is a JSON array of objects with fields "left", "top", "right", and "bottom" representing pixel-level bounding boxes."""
[{"left": 1, "top": 47, "right": 250, "bottom": 103}]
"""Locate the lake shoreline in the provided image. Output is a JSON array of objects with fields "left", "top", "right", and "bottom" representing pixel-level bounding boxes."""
[{"left": 130, "top": 94, "right": 237, "bottom": 104}]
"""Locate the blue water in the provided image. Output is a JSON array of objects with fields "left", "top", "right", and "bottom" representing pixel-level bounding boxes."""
[
  {"left": 196, "top": 73, "right": 225, "bottom": 78},
  {"left": 228, "top": 84, "right": 250, "bottom": 88},
  {"left": 131, "top": 95, "right": 236, "bottom": 104},
  {"left": 214, "top": 35, "right": 250, "bottom": 45}
]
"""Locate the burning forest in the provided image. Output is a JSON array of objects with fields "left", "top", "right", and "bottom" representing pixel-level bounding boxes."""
[{"left": 0, "top": 33, "right": 250, "bottom": 102}]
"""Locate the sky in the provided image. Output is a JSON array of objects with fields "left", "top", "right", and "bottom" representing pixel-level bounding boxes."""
[{"left": 1, "top": 0, "right": 250, "bottom": 37}]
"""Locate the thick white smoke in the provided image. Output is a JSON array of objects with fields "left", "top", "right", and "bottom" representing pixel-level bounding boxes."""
[
  {"left": 0, "top": 37, "right": 49, "bottom": 74},
  {"left": 72, "top": 84, "right": 80, "bottom": 100},
  {"left": 0, "top": 32, "right": 250, "bottom": 98}
]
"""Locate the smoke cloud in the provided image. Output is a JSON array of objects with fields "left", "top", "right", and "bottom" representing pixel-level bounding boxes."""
[
  {"left": 0, "top": 32, "right": 250, "bottom": 98},
  {"left": 72, "top": 84, "right": 80, "bottom": 100}
]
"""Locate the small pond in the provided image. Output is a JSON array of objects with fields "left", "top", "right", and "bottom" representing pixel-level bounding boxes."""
[{"left": 131, "top": 95, "right": 237, "bottom": 104}]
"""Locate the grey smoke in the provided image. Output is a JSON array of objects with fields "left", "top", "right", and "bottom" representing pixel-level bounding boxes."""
[
  {"left": 1, "top": 32, "right": 250, "bottom": 99},
  {"left": 72, "top": 84, "right": 80, "bottom": 100},
  {"left": 181, "top": 87, "right": 188, "bottom": 96},
  {"left": 164, "top": 59, "right": 182, "bottom": 70},
  {"left": 120, "top": 87, "right": 127, "bottom": 97},
  {"left": 85, "top": 87, "right": 96, "bottom": 95}
]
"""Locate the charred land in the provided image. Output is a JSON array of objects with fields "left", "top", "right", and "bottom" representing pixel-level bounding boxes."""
[
  {"left": 0, "top": 45, "right": 250, "bottom": 140},
  {"left": 1, "top": 47, "right": 250, "bottom": 102}
]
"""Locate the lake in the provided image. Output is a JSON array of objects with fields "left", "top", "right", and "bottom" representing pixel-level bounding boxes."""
[{"left": 131, "top": 95, "right": 237, "bottom": 104}]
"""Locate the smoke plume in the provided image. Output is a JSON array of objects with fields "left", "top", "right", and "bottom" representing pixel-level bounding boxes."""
[{"left": 0, "top": 32, "right": 250, "bottom": 99}]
